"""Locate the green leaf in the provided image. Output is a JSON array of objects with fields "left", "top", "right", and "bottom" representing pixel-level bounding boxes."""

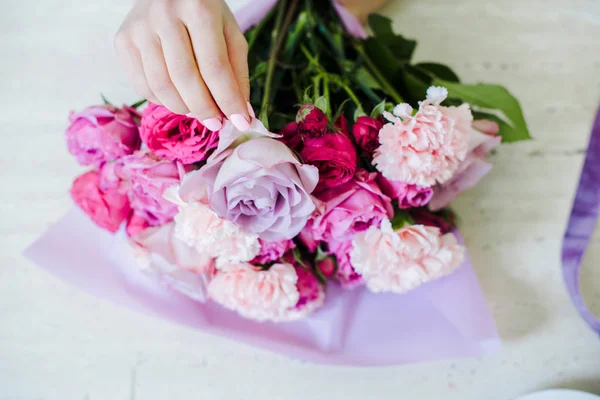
[
  {"left": 314, "top": 96, "right": 328, "bottom": 114},
  {"left": 356, "top": 67, "right": 382, "bottom": 90},
  {"left": 415, "top": 62, "right": 460, "bottom": 82},
  {"left": 354, "top": 107, "right": 367, "bottom": 120},
  {"left": 100, "top": 93, "right": 112, "bottom": 106},
  {"left": 370, "top": 100, "right": 387, "bottom": 118},
  {"left": 390, "top": 209, "right": 414, "bottom": 230},
  {"left": 368, "top": 14, "right": 395, "bottom": 37},
  {"left": 367, "top": 14, "right": 417, "bottom": 62},
  {"left": 434, "top": 80, "right": 531, "bottom": 142},
  {"left": 130, "top": 99, "right": 147, "bottom": 109}
]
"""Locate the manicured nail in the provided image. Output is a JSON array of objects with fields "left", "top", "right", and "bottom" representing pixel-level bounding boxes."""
[
  {"left": 201, "top": 117, "right": 222, "bottom": 132},
  {"left": 230, "top": 114, "right": 251, "bottom": 131},
  {"left": 246, "top": 102, "right": 255, "bottom": 118}
]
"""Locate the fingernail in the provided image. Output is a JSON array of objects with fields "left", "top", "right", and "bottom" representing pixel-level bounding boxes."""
[
  {"left": 201, "top": 117, "right": 222, "bottom": 132},
  {"left": 246, "top": 102, "right": 255, "bottom": 118},
  {"left": 230, "top": 114, "right": 251, "bottom": 131}
]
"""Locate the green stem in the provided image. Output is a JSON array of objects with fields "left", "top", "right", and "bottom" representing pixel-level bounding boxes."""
[
  {"left": 259, "top": 0, "right": 302, "bottom": 124},
  {"left": 356, "top": 44, "right": 404, "bottom": 104},
  {"left": 323, "top": 75, "right": 331, "bottom": 117},
  {"left": 259, "top": 0, "right": 288, "bottom": 123}
]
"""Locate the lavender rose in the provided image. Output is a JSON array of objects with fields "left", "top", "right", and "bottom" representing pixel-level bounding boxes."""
[{"left": 180, "top": 120, "right": 319, "bottom": 241}]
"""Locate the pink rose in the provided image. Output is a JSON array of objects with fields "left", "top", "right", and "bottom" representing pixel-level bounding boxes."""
[
  {"left": 131, "top": 222, "right": 214, "bottom": 302},
  {"left": 70, "top": 169, "right": 131, "bottom": 233},
  {"left": 300, "top": 130, "right": 357, "bottom": 192},
  {"left": 376, "top": 175, "right": 433, "bottom": 208},
  {"left": 182, "top": 120, "right": 318, "bottom": 241},
  {"left": 140, "top": 103, "right": 219, "bottom": 164},
  {"left": 251, "top": 239, "right": 296, "bottom": 264},
  {"left": 303, "top": 169, "right": 393, "bottom": 242},
  {"left": 350, "top": 219, "right": 464, "bottom": 294},
  {"left": 428, "top": 120, "right": 501, "bottom": 210},
  {"left": 66, "top": 105, "right": 140, "bottom": 166},
  {"left": 373, "top": 86, "right": 471, "bottom": 187},
  {"left": 328, "top": 240, "right": 364, "bottom": 288},
  {"left": 121, "top": 150, "right": 183, "bottom": 226},
  {"left": 297, "top": 104, "right": 328, "bottom": 138},
  {"left": 352, "top": 115, "right": 384, "bottom": 157}
]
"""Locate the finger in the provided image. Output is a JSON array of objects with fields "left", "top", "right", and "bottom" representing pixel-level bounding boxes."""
[
  {"left": 184, "top": 10, "right": 250, "bottom": 131},
  {"left": 137, "top": 34, "right": 189, "bottom": 114},
  {"left": 157, "top": 21, "right": 222, "bottom": 130},
  {"left": 223, "top": 8, "right": 250, "bottom": 103},
  {"left": 114, "top": 30, "right": 160, "bottom": 104}
]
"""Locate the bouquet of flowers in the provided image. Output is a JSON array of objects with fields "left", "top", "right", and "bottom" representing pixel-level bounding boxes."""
[{"left": 27, "top": 0, "right": 531, "bottom": 363}]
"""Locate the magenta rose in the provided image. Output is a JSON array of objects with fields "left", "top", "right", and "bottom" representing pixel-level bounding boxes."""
[
  {"left": 180, "top": 119, "right": 319, "bottom": 241},
  {"left": 328, "top": 240, "right": 364, "bottom": 289},
  {"left": 297, "top": 104, "right": 328, "bottom": 138},
  {"left": 70, "top": 169, "right": 131, "bottom": 233},
  {"left": 251, "top": 238, "right": 296, "bottom": 264},
  {"left": 66, "top": 105, "right": 140, "bottom": 166},
  {"left": 121, "top": 150, "right": 183, "bottom": 226},
  {"left": 300, "top": 130, "right": 357, "bottom": 192},
  {"left": 377, "top": 174, "right": 433, "bottom": 208},
  {"left": 140, "top": 103, "right": 219, "bottom": 164},
  {"left": 278, "top": 121, "right": 303, "bottom": 151},
  {"left": 352, "top": 115, "right": 383, "bottom": 157},
  {"left": 303, "top": 169, "right": 393, "bottom": 242},
  {"left": 294, "top": 265, "right": 323, "bottom": 310}
]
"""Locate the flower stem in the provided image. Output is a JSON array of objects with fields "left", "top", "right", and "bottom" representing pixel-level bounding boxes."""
[
  {"left": 356, "top": 44, "right": 404, "bottom": 104},
  {"left": 259, "top": 0, "right": 289, "bottom": 125}
]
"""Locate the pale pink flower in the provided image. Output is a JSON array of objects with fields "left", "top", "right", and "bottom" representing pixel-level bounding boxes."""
[
  {"left": 350, "top": 219, "right": 465, "bottom": 294},
  {"left": 208, "top": 261, "right": 301, "bottom": 322},
  {"left": 373, "top": 86, "right": 471, "bottom": 187},
  {"left": 130, "top": 222, "right": 214, "bottom": 302},
  {"left": 429, "top": 120, "right": 501, "bottom": 210},
  {"left": 164, "top": 187, "right": 260, "bottom": 263}
]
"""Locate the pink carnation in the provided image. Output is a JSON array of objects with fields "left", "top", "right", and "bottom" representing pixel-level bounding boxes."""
[
  {"left": 130, "top": 222, "right": 214, "bottom": 302},
  {"left": 251, "top": 239, "right": 296, "bottom": 264},
  {"left": 140, "top": 103, "right": 219, "bottom": 164},
  {"left": 373, "top": 86, "right": 471, "bottom": 187},
  {"left": 350, "top": 219, "right": 465, "bottom": 294},
  {"left": 66, "top": 105, "right": 140, "bottom": 166},
  {"left": 428, "top": 120, "right": 501, "bottom": 210},
  {"left": 164, "top": 187, "right": 260, "bottom": 263},
  {"left": 208, "top": 262, "right": 301, "bottom": 322}
]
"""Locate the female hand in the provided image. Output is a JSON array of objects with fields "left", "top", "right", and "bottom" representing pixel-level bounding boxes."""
[{"left": 114, "top": 0, "right": 252, "bottom": 132}]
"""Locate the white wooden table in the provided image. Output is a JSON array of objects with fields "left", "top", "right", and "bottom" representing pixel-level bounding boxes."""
[{"left": 1, "top": 0, "right": 599, "bottom": 398}]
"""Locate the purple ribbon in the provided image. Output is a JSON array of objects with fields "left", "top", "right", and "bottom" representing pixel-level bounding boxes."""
[{"left": 562, "top": 107, "right": 600, "bottom": 335}]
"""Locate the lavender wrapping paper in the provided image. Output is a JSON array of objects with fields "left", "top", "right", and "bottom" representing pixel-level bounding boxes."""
[
  {"left": 562, "top": 108, "right": 600, "bottom": 335},
  {"left": 23, "top": 0, "right": 500, "bottom": 365}
]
